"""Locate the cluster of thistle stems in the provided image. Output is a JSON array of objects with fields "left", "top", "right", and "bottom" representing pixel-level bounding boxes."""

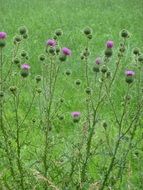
[{"left": 0, "top": 27, "right": 143, "bottom": 190}]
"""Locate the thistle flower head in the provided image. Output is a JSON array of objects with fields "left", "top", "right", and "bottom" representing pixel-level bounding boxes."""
[
  {"left": 46, "top": 39, "right": 56, "bottom": 47},
  {"left": 95, "top": 57, "right": 102, "bottom": 65},
  {"left": 106, "top": 40, "right": 114, "bottom": 48},
  {"left": 0, "top": 32, "right": 7, "bottom": 39},
  {"left": 21, "top": 64, "right": 30, "bottom": 70},
  {"left": 71, "top": 112, "right": 81, "bottom": 117},
  {"left": 125, "top": 70, "right": 135, "bottom": 76},
  {"left": 62, "top": 47, "right": 71, "bottom": 56},
  {"left": 71, "top": 112, "right": 81, "bottom": 122},
  {"left": 125, "top": 70, "right": 135, "bottom": 84}
]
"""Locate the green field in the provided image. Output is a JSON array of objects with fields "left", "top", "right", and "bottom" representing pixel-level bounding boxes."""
[{"left": 0, "top": 0, "right": 143, "bottom": 189}]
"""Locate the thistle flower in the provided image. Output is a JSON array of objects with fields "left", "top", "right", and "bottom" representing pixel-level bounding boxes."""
[
  {"left": 21, "top": 64, "right": 30, "bottom": 70},
  {"left": 62, "top": 47, "right": 71, "bottom": 56},
  {"left": 125, "top": 70, "right": 135, "bottom": 76},
  {"left": 125, "top": 70, "right": 135, "bottom": 84},
  {"left": 95, "top": 57, "right": 102, "bottom": 65},
  {"left": 106, "top": 40, "right": 114, "bottom": 48},
  {"left": 0, "top": 32, "right": 7, "bottom": 39},
  {"left": 71, "top": 112, "right": 81, "bottom": 122},
  {"left": 46, "top": 39, "right": 56, "bottom": 47}
]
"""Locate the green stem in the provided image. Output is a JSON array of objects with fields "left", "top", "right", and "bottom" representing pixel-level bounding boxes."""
[{"left": 14, "top": 94, "right": 24, "bottom": 190}]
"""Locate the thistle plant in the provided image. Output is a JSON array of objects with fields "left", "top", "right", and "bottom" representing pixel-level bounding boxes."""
[{"left": 0, "top": 26, "right": 143, "bottom": 190}]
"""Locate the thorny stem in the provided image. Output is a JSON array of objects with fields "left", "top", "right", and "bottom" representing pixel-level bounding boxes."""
[
  {"left": 4, "top": 43, "right": 20, "bottom": 82},
  {"left": 13, "top": 94, "right": 24, "bottom": 190},
  {"left": 80, "top": 82, "right": 104, "bottom": 183},
  {"left": 100, "top": 84, "right": 131, "bottom": 190},
  {"left": 0, "top": 48, "right": 16, "bottom": 182},
  {"left": 43, "top": 60, "right": 61, "bottom": 189}
]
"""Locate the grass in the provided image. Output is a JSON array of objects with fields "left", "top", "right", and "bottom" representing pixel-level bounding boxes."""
[{"left": 0, "top": 0, "right": 143, "bottom": 189}]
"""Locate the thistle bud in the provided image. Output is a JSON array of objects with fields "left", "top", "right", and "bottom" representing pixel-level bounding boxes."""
[
  {"left": 120, "top": 29, "right": 129, "bottom": 38},
  {"left": 0, "top": 41, "right": 6, "bottom": 48},
  {"left": 106, "top": 71, "right": 111, "bottom": 78},
  {"left": 87, "top": 34, "right": 92, "bottom": 39},
  {"left": 48, "top": 47, "right": 55, "bottom": 55},
  {"left": 138, "top": 55, "right": 143, "bottom": 63},
  {"left": 0, "top": 91, "right": 4, "bottom": 98},
  {"left": 75, "top": 79, "right": 81, "bottom": 86},
  {"left": 65, "top": 69, "right": 72, "bottom": 76},
  {"left": 58, "top": 115, "right": 64, "bottom": 121},
  {"left": 83, "top": 49, "right": 90, "bottom": 57},
  {"left": 32, "top": 119, "right": 36, "bottom": 123},
  {"left": 124, "top": 95, "right": 131, "bottom": 101},
  {"left": 83, "top": 27, "right": 92, "bottom": 35},
  {"left": 19, "top": 26, "right": 27, "bottom": 35},
  {"left": 36, "top": 88, "right": 42, "bottom": 94},
  {"left": 35, "top": 75, "right": 42, "bottom": 83},
  {"left": 101, "top": 65, "right": 108, "bottom": 73},
  {"left": 85, "top": 87, "right": 92, "bottom": 95},
  {"left": 39, "top": 54, "right": 46, "bottom": 61},
  {"left": 23, "top": 33, "right": 28, "bottom": 39},
  {"left": 13, "top": 57, "right": 20, "bottom": 64},
  {"left": 103, "top": 121, "right": 107, "bottom": 129},
  {"left": 119, "top": 46, "right": 126, "bottom": 53},
  {"left": 59, "top": 54, "right": 67, "bottom": 62},
  {"left": 93, "top": 65, "right": 100, "bottom": 73},
  {"left": 59, "top": 97, "right": 64, "bottom": 103},
  {"left": 80, "top": 55, "right": 85, "bottom": 60},
  {"left": 21, "top": 50, "right": 27, "bottom": 57},
  {"left": 55, "top": 29, "right": 63, "bottom": 36},
  {"left": 56, "top": 47, "right": 60, "bottom": 54},
  {"left": 104, "top": 48, "right": 113, "bottom": 57},
  {"left": 20, "top": 70, "right": 29, "bottom": 78},
  {"left": 14, "top": 35, "right": 22, "bottom": 44},
  {"left": 9, "top": 86, "right": 17, "bottom": 94},
  {"left": 133, "top": 48, "right": 140, "bottom": 55}
]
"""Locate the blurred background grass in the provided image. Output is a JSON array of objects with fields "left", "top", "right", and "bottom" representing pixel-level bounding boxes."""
[{"left": 0, "top": 0, "right": 143, "bottom": 65}]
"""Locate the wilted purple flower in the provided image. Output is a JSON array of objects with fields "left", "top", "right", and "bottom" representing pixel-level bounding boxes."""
[
  {"left": 62, "top": 47, "right": 71, "bottom": 56},
  {"left": 21, "top": 64, "right": 30, "bottom": 70},
  {"left": 125, "top": 70, "right": 135, "bottom": 76},
  {"left": 0, "top": 32, "right": 7, "bottom": 39},
  {"left": 46, "top": 39, "right": 56, "bottom": 47},
  {"left": 95, "top": 57, "right": 102, "bottom": 65},
  {"left": 106, "top": 40, "right": 114, "bottom": 48}
]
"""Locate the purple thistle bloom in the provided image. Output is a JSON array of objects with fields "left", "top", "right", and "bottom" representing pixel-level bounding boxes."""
[
  {"left": 21, "top": 64, "right": 30, "bottom": 70},
  {"left": 71, "top": 112, "right": 81, "bottom": 117},
  {"left": 125, "top": 70, "right": 135, "bottom": 76},
  {"left": 46, "top": 39, "right": 56, "bottom": 47},
  {"left": 95, "top": 57, "right": 102, "bottom": 65},
  {"left": 62, "top": 47, "right": 71, "bottom": 56},
  {"left": 106, "top": 40, "right": 114, "bottom": 48},
  {"left": 0, "top": 32, "right": 7, "bottom": 39}
]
